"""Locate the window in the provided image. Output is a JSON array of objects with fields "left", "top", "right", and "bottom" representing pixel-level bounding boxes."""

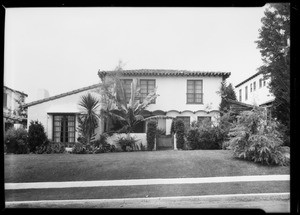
[
  {"left": 263, "top": 80, "right": 266, "bottom": 86},
  {"left": 239, "top": 89, "right": 242, "bottom": 102},
  {"left": 3, "top": 93, "right": 7, "bottom": 108},
  {"left": 121, "top": 79, "right": 132, "bottom": 103},
  {"left": 245, "top": 86, "right": 248, "bottom": 100},
  {"left": 197, "top": 116, "right": 211, "bottom": 123},
  {"left": 53, "top": 115, "right": 75, "bottom": 143},
  {"left": 250, "top": 83, "right": 252, "bottom": 92},
  {"left": 140, "top": 79, "right": 156, "bottom": 103},
  {"left": 176, "top": 116, "right": 190, "bottom": 131},
  {"left": 259, "top": 79, "right": 262, "bottom": 88},
  {"left": 187, "top": 80, "right": 203, "bottom": 104},
  {"left": 253, "top": 81, "right": 256, "bottom": 91}
]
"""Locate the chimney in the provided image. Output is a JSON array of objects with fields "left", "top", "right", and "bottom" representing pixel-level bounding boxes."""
[{"left": 36, "top": 89, "right": 50, "bottom": 100}]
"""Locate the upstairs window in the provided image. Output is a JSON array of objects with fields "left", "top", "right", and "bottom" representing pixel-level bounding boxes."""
[
  {"left": 140, "top": 79, "right": 156, "bottom": 103},
  {"left": 263, "top": 80, "right": 266, "bottom": 86},
  {"left": 239, "top": 89, "right": 242, "bottom": 102},
  {"left": 53, "top": 115, "right": 75, "bottom": 143},
  {"left": 187, "top": 80, "right": 203, "bottom": 104},
  {"left": 253, "top": 81, "right": 256, "bottom": 91},
  {"left": 121, "top": 79, "right": 133, "bottom": 103},
  {"left": 250, "top": 83, "right": 252, "bottom": 92},
  {"left": 245, "top": 86, "right": 248, "bottom": 100}
]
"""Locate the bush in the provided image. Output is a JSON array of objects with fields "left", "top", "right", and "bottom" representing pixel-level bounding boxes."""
[
  {"left": 35, "top": 141, "right": 66, "bottom": 154},
  {"left": 187, "top": 126, "right": 225, "bottom": 150},
  {"left": 92, "top": 133, "right": 108, "bottom": 147},
  {"left": 115, "top": 135, "right": 140, "bottom": 152},
  {"left": 71, "top": 141, "right": 116, "bottom": 154},
  {"left": 175, "top": 120, "right": 185, "bottom": 149},
  {"left": 147, "top": 121, "right": 157, "bottom": 151},
  {"left": 28, "top": 120, "right": 48, "bottom": 152},
  {"left": 4, "top": 127, "right": 29, "bottom": 154},
  {"left": 71, "top": 142, "right": 87, "bottom": 154},
  {"left": 92, "top": 134, "right": 116, "bottom": 153},
  {"left": 226, "top": 107, "right": 289, "bottom": 166}
]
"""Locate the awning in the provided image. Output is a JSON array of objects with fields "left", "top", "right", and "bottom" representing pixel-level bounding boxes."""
[{"left": 47, "top": 104, "right": 80, "bottom": 114}]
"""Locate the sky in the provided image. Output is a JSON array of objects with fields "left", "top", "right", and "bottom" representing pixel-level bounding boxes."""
[{"left": 4, "top": 6, "right": 267, "bottom": 103}]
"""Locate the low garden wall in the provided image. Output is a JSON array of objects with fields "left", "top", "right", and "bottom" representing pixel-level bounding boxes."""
[{"left": 106, "top": 133, "right": 147, "bottom": 150}]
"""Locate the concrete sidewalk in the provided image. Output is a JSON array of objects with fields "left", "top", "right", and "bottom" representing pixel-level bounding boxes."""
[{"left": 6, "top": 193, "right": 290, "bottom": 212}]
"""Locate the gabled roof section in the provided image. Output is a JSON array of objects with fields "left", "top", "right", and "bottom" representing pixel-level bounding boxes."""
[
  {"left": 235, "top": 71, "right": 262, "bottom": 88},
  {"left": 4, "top": 86, "right": 28, "bottom": 97},
  {"left": 23, "top": 84, "right": 99, "bottom": 108},
  {"left": 98, "top": 69, "right": 231, "bottom": 79},
  {"left": 225, "top": 98, "right": 255, "bottom": 113}
]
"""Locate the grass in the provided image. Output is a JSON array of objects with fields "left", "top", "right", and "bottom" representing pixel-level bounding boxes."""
[
  {"left": 5, "top": 150, "right": 289, "bottom": 183},
  {"left": 5, "top": 181, "right": 289, "bottom": 202}
]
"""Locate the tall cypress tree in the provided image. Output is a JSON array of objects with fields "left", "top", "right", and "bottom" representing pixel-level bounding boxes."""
[
  {"left": 255, "top": 3, "right": 290, "bottom": 130},
  {"left": 219, "top": 81, "right": 237, "bottom": 113}
]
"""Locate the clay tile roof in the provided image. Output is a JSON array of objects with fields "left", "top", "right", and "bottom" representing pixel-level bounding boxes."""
[
  {"left": 98, "top": 69, "right": 231, "bottom": 78},
  {"left": 23, "top": 84, "right": 99, "bottom": 108}
]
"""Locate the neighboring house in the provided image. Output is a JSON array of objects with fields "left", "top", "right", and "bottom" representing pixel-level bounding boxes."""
[
  {"left": 235, "top": 71, "right": 274, "bottom": 109},
  {"left": 23, "top": 69, "right": 230, "bottom": 145},
  {"left": 3, "top": 86, "right": 28, "bottom": 130}
]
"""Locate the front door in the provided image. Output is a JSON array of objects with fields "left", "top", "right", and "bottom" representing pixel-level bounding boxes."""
[{"left": 53, "top": 115, "right": 76, "bottom": 143}]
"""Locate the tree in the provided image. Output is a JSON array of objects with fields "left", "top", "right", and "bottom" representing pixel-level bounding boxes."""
[
  {"left": 28, "top": 120, "right": 48, "bottom": 152},
  {"left": 98, "top": 70, "right": 159, "bottom": 134},
  {"left": 255, "top": 3, "right": 290, "bottom": 130},
  {"left": 78, "top": 93, "right": 100, "bottom": 145},
  {"left": 218, "top": 81, "right": 237, "bottom": 113}
]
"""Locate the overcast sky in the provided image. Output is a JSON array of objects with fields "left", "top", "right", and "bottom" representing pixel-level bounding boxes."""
[{"left": 4, "top": 6, "right": 267, "bottom": 103}]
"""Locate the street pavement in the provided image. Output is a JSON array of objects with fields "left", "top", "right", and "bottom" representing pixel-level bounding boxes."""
[{"left": 6, "top": 193, "right": 290, "bottom": 212}]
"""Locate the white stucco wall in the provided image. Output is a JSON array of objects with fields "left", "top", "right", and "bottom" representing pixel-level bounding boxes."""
[
  {"left": 27, "top": 75, "right": 224, "bottom": 141},
  {"left": 27, "top": 88, "right": 102, "bottom": 141},
  {"left": 235, "top": 74, "right": 274, "bottom": 106},
  {"left": 139, "top": 76, "right": 223, "bottom": 112}
]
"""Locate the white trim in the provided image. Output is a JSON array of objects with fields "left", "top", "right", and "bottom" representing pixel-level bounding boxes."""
[{"left": 5, "top": 175, "right": 289, "bottom": 190}]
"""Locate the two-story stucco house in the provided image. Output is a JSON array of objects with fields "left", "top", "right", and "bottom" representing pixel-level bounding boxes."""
[
  {"left": 3, "top": 86, "right": 28, "bottom": 130},
  {"left": 24, "top": 69, "right": 230, "bottom": 145},
  {"left": 235, "top": 71, "right": 274, "bottom": 109}
]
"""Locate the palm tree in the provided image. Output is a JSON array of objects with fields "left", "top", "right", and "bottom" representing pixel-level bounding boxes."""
[
  {"left": 78, "top": 93, "right": 100, "bottom": 144},
  {"left": 99, "top": 75, "right": 159, "bottom": 134}
]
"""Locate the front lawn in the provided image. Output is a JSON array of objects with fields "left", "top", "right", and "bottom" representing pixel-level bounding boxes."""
[{"left": 5, "top": 150, "right": 289, "bottom": 183}]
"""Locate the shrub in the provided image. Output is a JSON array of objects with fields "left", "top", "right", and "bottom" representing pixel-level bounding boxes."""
[
  {"left": 147, "top": 121, "right": 157, "bottom": 151},
  {"left": 175, "top": 119, "right": 185, "bottom": 149},
  {"left": 187, "top": 126, "right": 224, "bottom": 150},
  {"left": 71, "top": 142, "right": 86, "bottom": 154},
  {"left": 4, "top": 127, "right": 29, "bottom": 154},
  {"left": 92, "top": 134, "right": 116, "bottom": 153},
  {"left": 28, "top": 120, "right": 48, "bottom": 152},
  {"left": 115, "top": 135, "right": 140, "bottom": 152},
  {"left": 92, "top": 133, "right": 108, "bottom": 148},
  {"left": 35, "top": 141, "right": 66, "bottom": 154},
  {"left": 226, "top": 107, "right": 289, "bottom": 166}
]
